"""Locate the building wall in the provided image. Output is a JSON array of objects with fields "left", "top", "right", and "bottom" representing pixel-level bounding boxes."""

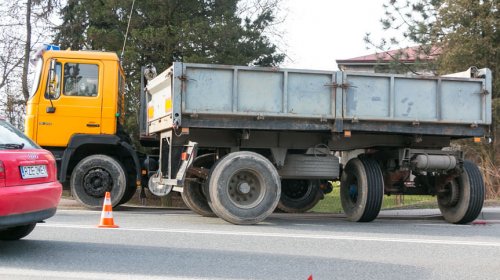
[
  {"left": 338, "top": 65, "right": 375, "bottom": 72},
  {"left": 338, "top": 63, "right": 435, "bottom": 76}
]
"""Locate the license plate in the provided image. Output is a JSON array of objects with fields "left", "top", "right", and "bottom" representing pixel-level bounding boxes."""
[{"left": 20, "top": 165, "right": 48, "bottom": 179}]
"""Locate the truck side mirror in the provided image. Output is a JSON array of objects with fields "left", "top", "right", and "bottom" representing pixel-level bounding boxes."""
[
  {"left": 47, "top": 59, "right": 58, "bottom": 99},
  {"left": 46, "top": 59, "right": 58, "bottom": 113}
]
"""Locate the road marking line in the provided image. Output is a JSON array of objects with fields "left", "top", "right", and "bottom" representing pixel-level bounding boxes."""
[
  {"left": 416, "top": 223, "right": 459, "bottom": 227},
  {"left": 39, "top": 223, "right": 500, "bottom": 248},
  {"left": 0, "top": 267, "right": 243, "bottom": 280},
  {"left": 56, "top": 209, "right": 185, "bottom": 216},
  {"left": 292, "top": 223, "right": 325, "bottom": 227}
]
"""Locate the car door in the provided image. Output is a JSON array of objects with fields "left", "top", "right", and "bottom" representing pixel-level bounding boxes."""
[{"left": 36, "top": 59, "right": 103, "bottom": 147}]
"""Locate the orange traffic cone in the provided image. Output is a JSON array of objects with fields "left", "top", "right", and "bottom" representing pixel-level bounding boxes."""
[{"left": 98, "top": 192, "right": 119, "bottom": 228}]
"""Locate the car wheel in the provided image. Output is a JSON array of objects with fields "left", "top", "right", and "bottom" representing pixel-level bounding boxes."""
[{"left": 0, "top": 223, "right": 36, "bottom": 241}]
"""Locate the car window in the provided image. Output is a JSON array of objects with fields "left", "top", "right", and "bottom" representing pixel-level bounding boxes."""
[
  {"left": 63, "top": 63, "right": 99, "bottom": 97},
  {"left": 0, "top": 120, "right": 40, "bottom": 150},
  {"left": 30, "top": 57, "right": 44, "bottom": 99},
  {"left": 44, "top": 62, "right": 62, "bottom": 99}
]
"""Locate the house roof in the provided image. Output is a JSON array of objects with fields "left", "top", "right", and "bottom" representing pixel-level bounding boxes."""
[{"left": 336, "top": 46, "right": 440, "bottom": 65}]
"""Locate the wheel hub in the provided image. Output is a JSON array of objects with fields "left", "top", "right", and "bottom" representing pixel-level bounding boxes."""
[
  {"left": 238, "top": 182, "right": 251, "bottom": 194},
  {"left": 282, "top": 180, "right": 310, "bottom": 200},
  {"left": 227, "top": 170, "right": 264, "bottom": 209},
  {"left": 148, "top": 173, "right": 173, "bottom": 196},
  {"left": 83, "top": 168, "right": 112, "bottom": 198},
  {"left": 438, "top": 180, "right": 460, "bottom": 207},
  {"left": 349, "top": 184, "right": 358, "bottom": 202}
]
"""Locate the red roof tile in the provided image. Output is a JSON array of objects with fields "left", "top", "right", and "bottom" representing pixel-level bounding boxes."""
[{"left": 336, "top": 46, "right": 441, "bottom": 64}]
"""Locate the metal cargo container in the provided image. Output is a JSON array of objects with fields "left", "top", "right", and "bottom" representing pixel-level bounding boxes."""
[
  {"left": 146, "top": 63, "right": 491, "bottom": 139},
  {"left": 143, "top": 62, "right": 492, "bottom": 225}
]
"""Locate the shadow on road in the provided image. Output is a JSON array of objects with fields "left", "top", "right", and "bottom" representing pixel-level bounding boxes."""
[{"left": 0, "top": 239, "right": 429, "bottom": 279}]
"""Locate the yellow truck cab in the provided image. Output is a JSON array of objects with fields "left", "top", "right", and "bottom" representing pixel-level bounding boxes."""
[{"left": 25, "top": 47, "right": 142, "bottom": 208}]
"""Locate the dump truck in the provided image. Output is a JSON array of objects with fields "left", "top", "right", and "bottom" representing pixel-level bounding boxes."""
[
  {"left": 144, "top": 63, "right": 492, "bottom": 225},
  {"left": 25, "top": 46, "right": 492, "bottom": 224},
  {"left": 25, "top": 47, "right": 143, "bottom": 208},
  {"left": 25, "top": 47, "right": 327, "bottom": 212}
]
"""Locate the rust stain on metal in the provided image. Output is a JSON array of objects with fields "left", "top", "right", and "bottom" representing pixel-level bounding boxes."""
[
  {"left": 325, "top": 82, "right": 351, "bottom": 89},
  {"left": 186, "top": 167, "right": 209, "bottom": 180}
]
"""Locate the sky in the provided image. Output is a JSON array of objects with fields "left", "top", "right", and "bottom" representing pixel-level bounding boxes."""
[
  {"left": 281, "top": 0, "right": 387, "bottom": 70},
  {"left": 38, "top": 1, "right": 388, "bottom": 72}
]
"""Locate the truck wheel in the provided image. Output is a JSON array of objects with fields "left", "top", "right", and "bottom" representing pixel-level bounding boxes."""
[
  {"left": 340, "top": 157, "right": 383, "bottom": 222},
  {"left": 0, "top": 223, "right": 36, "bottom": 240},
  {"left": 70, "top": 155, "right": 127, "bottom": 208},
  {"left": 182, "top": 154, "right": 216, "bottom": 217},
  {"left": 117, "top": 158, "right": 138, "bottom": 205},
  {"left": 438, "top": 161, "right": 485, "bottom": 224},
  {"left": 277, "top": 179, "right": 322, "bottom": 213},
  {"left": 207, "top": 151, "right": 281, "bottom": 225},
  {"left": 118, "top": 184, "right": 137, "bottom": 205}
]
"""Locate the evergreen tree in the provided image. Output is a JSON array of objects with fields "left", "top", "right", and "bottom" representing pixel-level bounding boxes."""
[
  {"left": 55, "top": 0, "right": 285, "bottom": 145},
  {"left": 368, "top": 0, "right": 499, "bottom": 196},
  {"left": 367, "top": 0, "right": 498, "bottom": 94},
  {"left": 56, "top": 0, "right": 284, "bottom": 68}
]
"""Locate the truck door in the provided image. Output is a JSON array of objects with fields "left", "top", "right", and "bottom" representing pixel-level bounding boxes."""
[{"left": 36, "top": 60, "right": 103, "bottom": 147}]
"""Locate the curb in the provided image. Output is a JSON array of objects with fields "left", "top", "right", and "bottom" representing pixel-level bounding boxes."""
[{"left": 57, "top": 198, "right": 500, "bottom": 222}]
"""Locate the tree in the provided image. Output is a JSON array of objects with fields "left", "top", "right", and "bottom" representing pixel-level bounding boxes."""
[
  {"left": 55, "top": 0, "right": 285, "bottom": 143},
  {"left": 0, "top": 0, "right": 60, "bottom": 128},
  {"left": 364, "top": 1, "right": 442, "bottom": 74},
  {"left": 56, "top": 0, "right": 285, "bottom": 68},
  {"left": 0, "top": 2, "right": 28, "bottom": 125},
  {"left": 367, "top": 0, "right": 498, "bottom": 92},
  {"left": 369, "top": 0, "right": 499, "bottom": 197},
  {"left": 22, "top": 0, "right": 60, "bottom": 101}
]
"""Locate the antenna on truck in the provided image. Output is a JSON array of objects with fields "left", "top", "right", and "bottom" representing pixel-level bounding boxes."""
[{"left": 120, "top": 0, "right": 136, "bottom": 62}]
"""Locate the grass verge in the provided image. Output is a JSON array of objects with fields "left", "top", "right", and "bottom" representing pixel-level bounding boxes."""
[{"left": 312, "top": 187, "right": 437, "bottom": 213}]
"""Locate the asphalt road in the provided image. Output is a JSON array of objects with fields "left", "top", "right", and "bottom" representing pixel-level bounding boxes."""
[{"left": 1, "top": 206, "right": 500, "bottom": 280}]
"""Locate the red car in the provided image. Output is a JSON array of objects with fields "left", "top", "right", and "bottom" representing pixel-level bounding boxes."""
[{"left": 0, "top": 119, "right": 62, "bottom": 240}]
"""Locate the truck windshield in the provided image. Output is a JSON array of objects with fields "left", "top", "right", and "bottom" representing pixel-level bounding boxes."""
[{"left": 29, "top": 58, "right": 43, "bottom": 99}]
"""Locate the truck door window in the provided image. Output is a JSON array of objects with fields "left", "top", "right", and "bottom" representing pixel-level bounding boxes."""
[
  {"left": 63, "top": 63, "right": 99, "bottom": 97},
  {"left": 44, "top": 62, "right": 62, "bottom": 99}
]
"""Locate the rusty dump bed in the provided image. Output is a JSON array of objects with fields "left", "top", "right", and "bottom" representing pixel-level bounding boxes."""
[{"left": 146, "top": 62, "right": 492, "bottom": 138}]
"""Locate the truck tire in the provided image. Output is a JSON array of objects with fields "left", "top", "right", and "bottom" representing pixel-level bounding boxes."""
[
  {"left": 181, "top": 154, "right": 216, "bottom": 217},
  {"left": 118, "top": 158, "right": 138, "bottom": 205},
  {"left": 70, "top": 155, "right": 127, "bottom": 209},
  {"left": 0, "top": 223, "right": 36, "bottom": 240},
  {"left": 438, "top": 161, "right": 485, "bottom": 224},
  {"left": 277, "top": 179, "right": 322, "bottom": 213},
  {"left": 118, "top": 184, "right": 137, "bottom": 205},
  {"left": 340, "top": 157, "right": 383, "bottom": 222},
  {"left": 207, "top": 151, "right": 281, "bottom": 225}
]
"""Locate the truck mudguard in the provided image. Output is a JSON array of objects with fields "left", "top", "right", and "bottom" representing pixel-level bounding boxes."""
[{"left": 59, "top": 134, "right": 141, "bottom": 186}]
